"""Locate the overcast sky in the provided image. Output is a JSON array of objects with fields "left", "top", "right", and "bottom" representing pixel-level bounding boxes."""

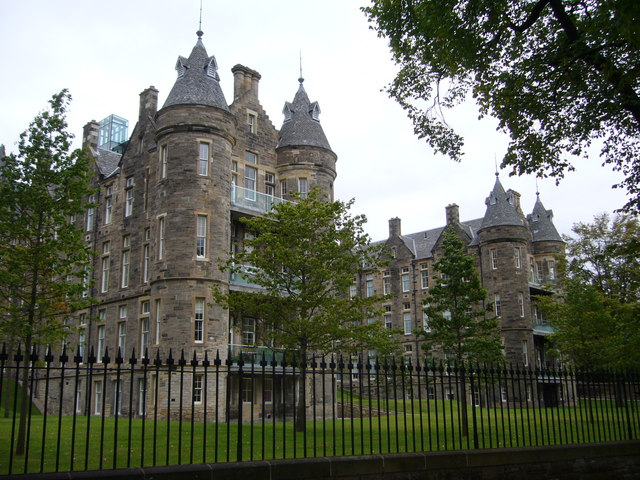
[{"left": 0, "top": 0, "right": 629, "bottom": 241}]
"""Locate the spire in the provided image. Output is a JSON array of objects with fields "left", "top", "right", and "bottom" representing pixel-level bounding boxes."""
[
  {"left": 527, "top": 194, "right": 563, "bottom": 242},
  {"left": 479, "top": 174, "right": 525, "bottom": 231},
  {"left": 277, "top": 77, "right": 332, "bottom": 151},
  {"left": 162, "top": 32, "right": 229, "bottom": 111}
]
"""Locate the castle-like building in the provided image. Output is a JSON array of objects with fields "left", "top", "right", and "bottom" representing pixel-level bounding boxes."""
[
  {"left": 359, "top": 176, "right": 563, "bottom": 368},
  {"left": 71, "top": 31, "right": 563, "bottom": 418},
  {"left": 75, "top": 31, "right": 336, "bottom": 418}
]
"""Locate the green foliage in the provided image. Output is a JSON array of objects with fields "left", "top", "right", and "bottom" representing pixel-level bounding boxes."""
[
  {"left": 213, "top": 188, "right": 397, "bottom": 357},
  {"left": 421, "top": 229, "right": 503, "bottom": 363},
  {"left": 363, "top": 0, "right": 640, "bottom": 212},
  {"left": 0, "top": 90, "right": 94, "bottom": 348},
  {"left": 539, "top": 213, "right": 640, "bottom": 368}
]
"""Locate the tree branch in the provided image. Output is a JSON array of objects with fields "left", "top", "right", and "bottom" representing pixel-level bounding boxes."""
[{"left": 508, "top": 0, "right": 551, "bottom": 33}]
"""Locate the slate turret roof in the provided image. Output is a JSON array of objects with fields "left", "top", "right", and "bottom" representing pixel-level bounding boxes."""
[
  {"left": 527, "top": 194, "right": 563, "bottom": 242},
  {"left": 277, "top": 78, "right": 332, "bottom": 151},
  {"left": 163, "top": 32, "right": 229, "bottom": 111},
  {"left": 479, "top": 175, "right": 525, "bottom": 231}
]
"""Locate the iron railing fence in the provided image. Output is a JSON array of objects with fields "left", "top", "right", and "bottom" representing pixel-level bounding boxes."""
[{"left": 1, "top": 343, "right": 639, "bottom": 475}]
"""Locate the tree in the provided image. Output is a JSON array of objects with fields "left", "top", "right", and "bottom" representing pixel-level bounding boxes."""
[
  {"left": 421, "top": 229, "right": 503, "bottom": 364},
  {"left": 363, "top": 0, "right": 640, "bottom": 212},
  {"left": 420, "top": 228, "right": 503, "bottom": 437},
  {"left": 213, "top": 188, "right": 397, "bottom": 430},
  {"left": 538, "top": 213, "right": 640, "bottom": 369},
  {"left": 0, "top": 90, "right": 94, "bottom": 454}
]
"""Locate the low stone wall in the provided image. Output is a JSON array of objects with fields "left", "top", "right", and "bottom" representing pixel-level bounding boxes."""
[{"left": 3, "top": 441, "right": 639, "bottom": 480}]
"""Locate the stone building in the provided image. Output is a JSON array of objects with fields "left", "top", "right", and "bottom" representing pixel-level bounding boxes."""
[
  {"left": 67, "top": 31, "right": 336, "bottom": 420},
  {"left": 358, "top": 174, "right": 564, "bottom": 371}
]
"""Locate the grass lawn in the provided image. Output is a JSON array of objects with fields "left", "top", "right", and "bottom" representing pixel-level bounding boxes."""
[{"left": 1, "top": 398, "right": 637, "bottom": 475}]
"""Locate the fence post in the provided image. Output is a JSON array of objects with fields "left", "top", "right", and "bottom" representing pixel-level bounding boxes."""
[{"left": 237, "top": 354, "right": 244, "bottom": 462}]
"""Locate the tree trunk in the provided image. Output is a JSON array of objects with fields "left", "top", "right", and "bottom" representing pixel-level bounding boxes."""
[
  {"left": 15, "top": 337, "right": 32, "bottom": 456},
  {"left": 295, "top": 350, "right": 307, "bottom": 433}
]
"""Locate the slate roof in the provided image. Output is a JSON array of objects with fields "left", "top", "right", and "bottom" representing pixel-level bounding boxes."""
[
  {"left": 94, "top": 148, "right": 121, "bottom": 178},
  {"left": 527, "top": 195, "right": 563, "bottom": 242},
  {"left": 163, "top": 34, "right": 229, "bottom": 111},
  {"left": 479, "top": 175, "right": 525, "bottom": 230},
  {"left": 277, "top": 80, "right": 332, "bottom": 151},
  {"left": 372, "top": 218, "right": 484, "bottom": 260}
]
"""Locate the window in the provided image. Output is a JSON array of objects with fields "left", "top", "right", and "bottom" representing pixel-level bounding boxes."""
[
  {"left": 244, "top": 166, "right": 257, "bottom": 199},
  {"left": 265, "top": 172, "right": 275, "bottom": 196},
  {"left": 403, "top": 312, "right": 412, "bottom": 335},
  {"left": 160, "top": 145, "right": 168, "bottom": 179},
  {"left": 242, "top": 377, "right": 253, "bottom": 403},
  {"left": 82, "top": 266, "right": 90, "bottom": 298},
  {"left": 231, "top": 160, "right": 238, "bottom": 186},
  {"left": 242, "top": 317, "right": 255, "bottom": 345},
  {"left": 490, "top": 249, "right": 498, "bottom": 270},
  {"left": 101, "top": 242, "right": 110, "bottom": 293},
  {"left": 384, "top": 314, "right": 392, "bottom": 330},
  {"left": 420, "top": 264, "right": 429, "bottom": 289},
  {"left": 125, "top": 177, "right": 134, "bottom": 217},
  {"left": 402, "top": 273, "right": 410, "bottom": 292},
  {"left": 198, "top": 143, "right": 209, "bottom": 176},
  {"left": 530, "top": 257, "right": 537, "bottom": 282},
  {"left": 514, "top": 247, "right": 522, "bottom": 269},
  {"left": 518, "top": 292, "right": 525, "bottom": 317},
  {"left": 403, "top": 302, "right": 410, "bottom": 310},
  {"left": 154, "top": 299, "right": 161, "bottom": 344},
  {"left": 548, "top": 260, "right": 556, "bottom": 280},
  {"left": 298, "top": 178, "right": 308, "bottom": 198},
  {"left": 280, "top": 180, "right": 287, "bottom": 198},
  {"left": 196, "top": 215, "right": 207, "bottom": 258},
  {"left": 78, "top": 327, "right": 86, "bottom": 359},
  {"left": 194, "top": 298, "right": 205, "bottom": 343},
  {"left": 349, "top": 282, "right": 357, "bottom": 298},
  {"left": 141, "top": 300, "right": 150, "bottom": 315},
  {"left": 522, "top": 340, "right": 529, "bottom": 367},
  {"left": 118, "top": 322, "right": 126, "bottom": 354},
  {"left": 119, "top": 305, "right": 127, "bottom": 319},
  {"left": 143, "top": 244, "right": 150, "bottom": 283},
  {"left": 245, "top": 151, "right": 257, "bottom": 164},
  {"left": 263, "top": 377, "right": 273, "bottom": 404},
  {"left": 247, "top": 113, "right": 257, "bottom": 134},
  {"left": 403, "top": 344, "right": 413, "bottom": 355},
  {"left": 158, "top": 216, "right": 165, "bottom": 260},
  {"left": 94, "top": 380, "right": 103, "bottom": 415},
  {"left": 121, "top": 236, "right": 130, "bottom": 288},
  {"left": 495, "top": 294, "right": 501, "bottom": 317},
  {"left": 423, "top": 310, "right": 430, "bottom": 332},
  {"left": 193, "top": 374, "right": 203, "bottom": 403},
  {"left": 105, "top": 196, "right": 113, "bottom": 225},
  {"left": 140, "top": 318, "right": 150, "bottom": 354},
  {"left": 98, "top": 309, "right": 106, "bottom": 323},
  {"left": 501, "top": 386, "right": 508, "bottom": 403},
  {"left": 365, "top": 273, "right": 374, "bottom": 297},
  {"left": 97, "top": 325, "right": 105, "bottom": 362},
  {"left": 86, "top": 195, "right": 95, "bottom": 231},
  {"left": 383, "top": 276, "right": 391, "bottom": 295},
  {"left": 137, "top": 378, "right": 147, "bottom": 415},
  {"left": 75, "top": 380, "right": 83, "bottom": 413}
]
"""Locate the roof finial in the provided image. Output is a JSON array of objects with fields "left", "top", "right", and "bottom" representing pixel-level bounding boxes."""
[
  {"left": 196, "top": 0, "right": 204, "bottom": 38},
  {"left": 298, "top": 51, "right": 304, "bottom": 84},
  {"left": 494, "top": 154, "right": 499, "bottom": 177},
  {"left": 535, "top": 178, "right": 540, "bottom": 197}
]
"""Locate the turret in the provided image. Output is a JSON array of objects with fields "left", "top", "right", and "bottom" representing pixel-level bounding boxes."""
[
  {"left": 276, "top": 78, "right": 337, "bottom": 200},
  {"left": 477, "top": 175, "right": 533, "bottom": 366}
]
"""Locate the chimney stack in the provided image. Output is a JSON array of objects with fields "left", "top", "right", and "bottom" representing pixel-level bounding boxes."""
[
  {"left": 139, "top": 86, "right": 159, "bottom": 122},
  {"left": 232, "top": 64, "right": 261, "bottom": 104},
  {"left": 82, "top": 120, "right": 100, "bottom": 151},
  {"left": 445, "top": 204, "right": 460, "bottom": 225},
  {"left": 389, "top": 217, "right": 401, "bottom": 237}
]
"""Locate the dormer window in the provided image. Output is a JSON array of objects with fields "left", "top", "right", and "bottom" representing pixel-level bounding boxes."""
[
  {"left": 205, "top": 57, "right": 219, "bottom": 80},
  {"left": 310, "top": 102, "right": 321, "bottom": 122},
  {"left": 175, "top": 56, "right": 188, "bottom": 78},
  {"left": 282, "top": 103, "right": 293, "bottom": 122}
]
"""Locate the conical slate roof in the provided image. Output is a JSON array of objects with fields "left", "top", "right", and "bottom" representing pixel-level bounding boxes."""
[
  {"left": 162, "top": 33, "right": 229, "bottom": 111},
  {"left": 479, "top": 175, "right": 525, "bottom": 230},
  {"left": 527, "top": 194, "right": 563, "bottom": 242},
  {"left": 277, "top": 79, "right": 332, "bottom": 151}
]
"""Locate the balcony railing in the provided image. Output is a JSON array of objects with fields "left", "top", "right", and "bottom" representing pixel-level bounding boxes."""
[
  {"left": 227, "top": 344, "right": 287, "bottom": 365},
  {"left": 230, "top": 185, "right": 288, "bottom": 214},
  {"left": 229, "top": 263, "right": 262, "bottom": 288}
]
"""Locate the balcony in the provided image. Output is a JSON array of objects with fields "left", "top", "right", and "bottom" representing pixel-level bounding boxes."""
[
  {"left": 230, "top": 185, "right": 288, "bottom": 214},
  {"left": 229, "top": 263, "right": 262, "bottom": 288},
  {"left": 227, "top": 344, "right": 287, "bottom": 366}
]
